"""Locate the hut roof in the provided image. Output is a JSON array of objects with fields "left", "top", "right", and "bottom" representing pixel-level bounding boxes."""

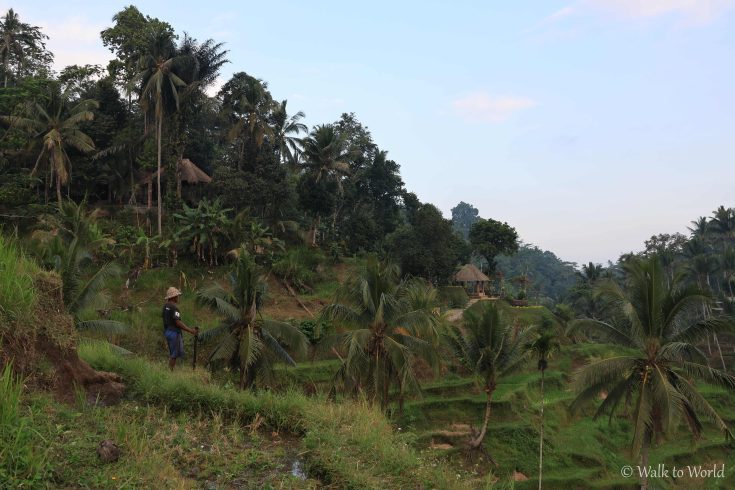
[
  {"left": 454, "top": 264, "right": 491, "bottom": 283},
  {"left": 141, "top": 159, "right": 212, "bottom": 184}
]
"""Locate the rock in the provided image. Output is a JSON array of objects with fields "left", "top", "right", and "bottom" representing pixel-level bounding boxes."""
[
  {"left": 512, "top": 471, "right": 528, "bottom": 481},
  {"left": 96, "top": 439, "right": 120, "bottom": 463}
]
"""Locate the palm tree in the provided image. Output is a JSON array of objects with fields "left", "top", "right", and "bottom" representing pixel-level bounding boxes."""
[
  {"left": 221, "top": 73, "right": 275, "bottom": 168},
  {"left": 197, "top": 249, "right": 308, "bottom": 389},
  {"left": 710, "top": 206, "right": 735, "bottom": 242},
  {"left": 720, "top": 247, "right": 735, "bottom": 299},
  {"left": 2, "top": 86, "right": 97, "bottom": 207},
  {"left": 301, "top": 124, "right": 351, "bottom": 184},
  {"left": 170, "top": 34, "right": 228, "bottom": 198},
  {"left": 0, "top": 8, "right": 47, "bottom": 87},
  {"left": 526, "top": 331, "right": 560, "bottom": 490},
  {"left": 688, "top": 216, "right": 710, "bottom": 238},
  {"left": 321, "top": 256, "right": 441, "bottom": 410},
  {"left": 271, "top": 99, "right": 306, "bottom": 168},
  {"left": 138, "top": 27, "right": 188, "bottom": 235},
  {"left": 569, "top": 256, "right": 735, "bottom": 490},
  {"left": 444, "top": 303, "right": 534, "bottom": 448},
  {"left": 33, "top": 200, "right": 127, "bottom": 335},
  {"left": 300, "top": 124, "right": 352, "bottom": 245}
]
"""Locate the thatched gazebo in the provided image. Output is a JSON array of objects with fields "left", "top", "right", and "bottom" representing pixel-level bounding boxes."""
[
  {"left": 139, "top": 158, "right": 212, "bottom": 208},
  {"left": 454, "top": 264, "right": 491, "bottom": 298}
]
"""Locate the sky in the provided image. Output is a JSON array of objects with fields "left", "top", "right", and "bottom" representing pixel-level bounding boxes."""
[{"left": 4, "top": 0, "right": 735, "bottom": 265}]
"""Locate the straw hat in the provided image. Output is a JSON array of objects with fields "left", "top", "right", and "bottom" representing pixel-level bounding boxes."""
[{"left": 165, "top": 287, "right": 182, "bottom": 300}]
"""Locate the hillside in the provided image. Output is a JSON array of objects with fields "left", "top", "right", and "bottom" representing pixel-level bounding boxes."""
[{"left": 2, "top": 242, "right": 735, "bottom": 489}]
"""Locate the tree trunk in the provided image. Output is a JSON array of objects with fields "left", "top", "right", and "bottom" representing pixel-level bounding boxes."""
[
  {"left": 156, "top": 114, "right": 163, "bottom": 236},
  {"left": 538, "top": 369, "right": 545, "bottom": 490},
  {"left": 713, "top": 333, "right": 727, "bottom": 372},
  {"left": 470, "top": 384, "right": 495, "bottom": 448},
  {"left": 640, "top": 432, "right": 650, "bottom": 490},
  {"left": 56, "top": 171, "right": 63, "bottom": 208},
  {"left": 147, "top": 178, "right": 153, "bottom": 209}
]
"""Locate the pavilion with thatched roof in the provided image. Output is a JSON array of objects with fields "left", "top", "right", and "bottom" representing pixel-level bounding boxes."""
[
  {"left": 138, "top": 158, "right": 212, "bottom": 208},
  {"left": 454, "top": 263, "right": 491, "bottom": 297}
]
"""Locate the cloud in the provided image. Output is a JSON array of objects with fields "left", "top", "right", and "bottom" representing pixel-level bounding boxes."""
[
  {"left": 585, "top": 0, "right": 734, "bottom": 22},
  {"left": 451, "top": 93, "right": 536, "bottom": 123},
  {"left": 38, "top": 16, "right": 112, "bottom": 71},
  {"left": 544, "top": 0, "right": 735, "bottom": 26},
  {"left": 543, "top": 6, "right": 577, "bottom": 24}
]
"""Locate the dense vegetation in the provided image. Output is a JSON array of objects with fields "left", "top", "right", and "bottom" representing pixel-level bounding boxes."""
[{"left": 1, "top": 5, "right": 735, "bottom": 489}]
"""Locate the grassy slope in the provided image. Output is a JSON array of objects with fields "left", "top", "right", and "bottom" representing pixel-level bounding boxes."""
[
  {"left": 8, "top": 259, "right": 734, "bottom": 489},
  {"left": 77, "top": 342, "right": 466, "bottom": 489}
]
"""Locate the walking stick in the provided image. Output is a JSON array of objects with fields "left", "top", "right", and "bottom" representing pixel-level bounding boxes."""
[{"left": 192, "top": 328, "right": 199, "bottom": 370}]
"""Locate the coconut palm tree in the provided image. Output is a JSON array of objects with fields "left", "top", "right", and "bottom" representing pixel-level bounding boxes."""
[
  {"left": 197, "top": 249, "right": 308, "bottom": 389},
  {"left": 271, "top": 99, "right": 306, "bottom": 168},
  {"left": 299, "top": 124, "right": 352, "bottom": 245},
  {"left": 320, "top": 256, "right": 441, "bottom": 410},
  {"left": 2, "top": 86, "right": 97, "bottom": 207},
  {"left": 688, "top": 216, "right": 710, "bottom": 238},
  {"left": 444, "top": 303, "right": 534, "bottom": 448},
  {"left": 0, "top": 8, "right": 47, "bottom": 87},
  {"left": 138, "top": 27, "right": 188, "bottom": 235},
  {"left": 221, "top": 73, "right": 275, "bottom": 168},
  {"left": 710, "top": 206, "right": 735, "bottom": 242},
  {"left": 526, "top": 331, "right": 561, "bottom": 490},
  {"left": 569, "top": 256, "right": 735, "bottom": 490},
  {"left": 301, "top": 124, "right": 351, "bottom": 185}
]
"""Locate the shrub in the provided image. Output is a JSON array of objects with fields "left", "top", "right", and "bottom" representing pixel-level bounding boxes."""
[
  {"left": 273, "top": 246, "right": 325, "bottom": 291},
  {"left": 298, "top": 319, "right": 334, "bottom": 344},
  {"left": 438, "top": 286, "right": 469, "bottom": 308}
]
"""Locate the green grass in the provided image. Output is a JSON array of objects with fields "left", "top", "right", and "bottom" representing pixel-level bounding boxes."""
[
  {"left": 78, "top": 342, "right": 471, "bottom": 489},
  {"left": 0, "top": 364, "right": 51, "bottom": 486},
  {"left": 0, "top": 235, "right": 38, "bottom": 325}
]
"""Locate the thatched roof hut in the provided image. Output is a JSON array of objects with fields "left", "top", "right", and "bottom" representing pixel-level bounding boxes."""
[
  {"left": 454, "top": 264, "right": 491, "bottom": 297},
  {"left": 454, "top": 264, "right": 490, "bottom": 283},
  {"left": 142, "top": 158, "right": 212, "bottom": 184}
]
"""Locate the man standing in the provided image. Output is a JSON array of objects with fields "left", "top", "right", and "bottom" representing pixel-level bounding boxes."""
[{"left": 163, "top": 287, "right": 198, "bottom": 370}]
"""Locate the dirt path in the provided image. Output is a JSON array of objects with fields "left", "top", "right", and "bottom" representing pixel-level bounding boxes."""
[{"left": 445, "top": 298, "right": 481, "bottom": 322}]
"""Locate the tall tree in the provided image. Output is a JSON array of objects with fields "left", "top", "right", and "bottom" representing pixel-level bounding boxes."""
[
  {"left": 570, "top": 256, "right": 735, "bottom": 490},
  {"left": 299, "top": 124, "right": 351, "bottom": 245},
  {"left": 101, "top": 6, "right": 174, "bottom": 108},
  {"left": 220, "top": 72, "right": 275, "bottom": 169},
  {"left": 387, "top": 202, "right": 469, "bottom": 284},
  {"left": 444, "top": 303, "right": 533, "bottom": 448},
  {"left": 469, "top": 218, "right": 519, "bottom": 273},
  {"left": 170, "top": 34, "right": 228, "bottom": 198},
  {"left": 0, "top": 8, "right": 51, "bottom": 87},
  {"left": 525, "top": 331, "right": 560, "bottom": 490},
  {"left": 271, "top": 99, "right": 306, "bottom": 168},
  {"left": 451, "top": 201, "right": 479, "bottom": 241},
  {"left": 138, "top": 27, "right": 188, "bottom": 234},
  {"left": 2, "top": 85, "right": 97, "bottom": 207}
]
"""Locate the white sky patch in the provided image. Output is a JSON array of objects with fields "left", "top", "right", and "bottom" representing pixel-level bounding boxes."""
[
  {"left": 583, "top": 0, "right": 735, "bottom": 23},
  {"left": 41, "top": 16, "right": 112, "bottom": 71},
  {"left": 544, "top": 6, "right": 577, "bottom": 24},
  {"left": 451, "top": 93, "right": 536, "bottom": 123},
  {"left": 205, "top": 77, "right": 226, "bottom": 97}
]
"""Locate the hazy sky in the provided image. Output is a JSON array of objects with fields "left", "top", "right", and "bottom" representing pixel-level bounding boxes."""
[{"left": 6, "top": 0, "right": 735, "bottom": 265}]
